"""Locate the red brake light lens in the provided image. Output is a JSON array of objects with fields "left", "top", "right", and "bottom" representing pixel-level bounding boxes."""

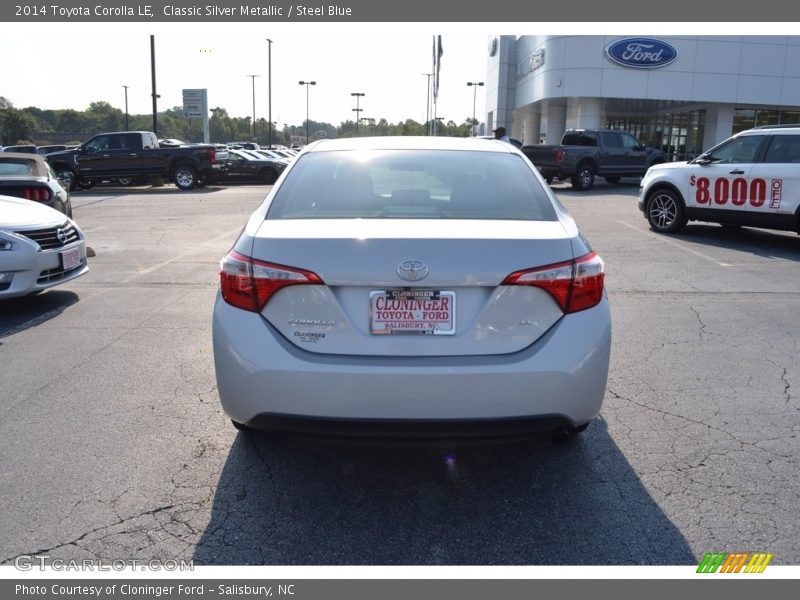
[
  {"left": 502, "top": 251, "right": 605, "bottom": 314},
  {"left": 555, "top": 149, "right": 566, "bottom": 163},
  {"left": 220, "top": 250, "right": 322, "bottom": 312},
  {"left": 24, "top": 187, "right": 51, "bottom": 202}
]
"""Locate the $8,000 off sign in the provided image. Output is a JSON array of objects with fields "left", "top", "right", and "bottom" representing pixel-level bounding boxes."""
[{"left": 690, "top": 176, "right": 782, "bottom": 209}]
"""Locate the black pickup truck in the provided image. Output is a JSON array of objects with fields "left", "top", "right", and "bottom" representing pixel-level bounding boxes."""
[
  {"left": 522, "top": 129, "right": 666, "bottom": 191},
  {"left": 45, "top": 131, "right": 218, "bottom": 191}
]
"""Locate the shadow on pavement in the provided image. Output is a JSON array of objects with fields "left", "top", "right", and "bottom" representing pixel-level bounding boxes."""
[
  {"left": 194, "top": 418, "right": 695, "bottom": 565},
  {"left": 0, "top": 290, "right": 79, "bottom": 339},
  {"left": 673, "top": 224, "right": 800, "bottom": 262}
]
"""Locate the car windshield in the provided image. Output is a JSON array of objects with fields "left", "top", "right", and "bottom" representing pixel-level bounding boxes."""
[
  {"left": 266, "top": 149, "right": 557, "bottom": 221},
  {"left": 0, "top": 160, "right": 35, "bottom": 176}
]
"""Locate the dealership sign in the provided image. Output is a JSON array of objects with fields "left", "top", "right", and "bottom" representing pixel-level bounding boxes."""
[{"left": 606, "top": 38, "right": 678, "bottom": 69}]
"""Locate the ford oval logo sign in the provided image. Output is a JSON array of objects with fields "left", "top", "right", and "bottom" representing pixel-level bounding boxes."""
[{"left": 606, "top": 38, "right": 678, "bottom": 69}]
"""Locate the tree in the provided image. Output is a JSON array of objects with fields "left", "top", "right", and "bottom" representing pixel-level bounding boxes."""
[{"left": 1, "top": 108, "right": 34, "bottom": 145}]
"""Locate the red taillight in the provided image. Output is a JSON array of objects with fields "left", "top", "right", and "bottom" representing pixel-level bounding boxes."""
[
  {"left": 555, "top": 149, "right": 566, "bottom": 163},
  {"left": 24, "top": 187, "right": 51, "bottom": 202},
  {"left": 502, "top": 251, "right": 605, "bottom": 314},
  {"left": 208, "top": 148, "right": 217, "bottom": 165},
  {"left": 219, "top": 250, "right": 323, "bottom": 312}
]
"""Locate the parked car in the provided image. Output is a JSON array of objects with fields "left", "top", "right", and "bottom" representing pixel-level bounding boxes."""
[
  {"left": 0, "top": 195, "right": 89, "bottom": 299},
  {"left": 522, "top": 129, "right": 666, "bottom": 190},
  {"left": 2, "top": 145, "right": 38, "bottom": 154},
  {"left": 37, "top": 145, "right": 68, "bottom": 156},
  {"left": 0, "top": 152, "right": 73, "bottom": 217},
  {"left": 639, "top": 125, "right": 800, "bottom": 234},
  {"left": 217, "top": 149, "right": 287, "bottom": 184},
  {"left": 212, "top": 136, "right": 611, "bottom": 441}
]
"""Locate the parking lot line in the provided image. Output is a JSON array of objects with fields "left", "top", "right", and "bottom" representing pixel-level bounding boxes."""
[{"left": 616, "top": 220, "right": 732, "bottom": 267}]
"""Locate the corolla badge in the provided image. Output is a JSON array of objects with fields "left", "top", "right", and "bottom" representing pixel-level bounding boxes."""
[
  {"left": 397, "top": 260, "right": 429, "bottom": 282},
  {"left": 606, "top": 38, "right": 678, "bottom": 69}
]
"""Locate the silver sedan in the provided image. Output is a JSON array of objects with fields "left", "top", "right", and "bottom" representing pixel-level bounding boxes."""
[
  {"left": 0, "top": 195, "right": 88, "bottom": 299},
  {"left": 212, "top": 137, "right": 611, "bottom": 441}
]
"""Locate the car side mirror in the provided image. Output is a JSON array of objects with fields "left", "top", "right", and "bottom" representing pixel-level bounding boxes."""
[{"left": 694, "top": 155, "right": 711, "bottom": 165}]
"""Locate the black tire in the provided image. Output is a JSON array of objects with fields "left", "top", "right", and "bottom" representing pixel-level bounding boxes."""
[
  {"left": 645, "top": 189, "right": 688, "bottom": 233},
  {"left": 604, "top": 176, "right": 621, "bottom": 184},
  {"left": 78, "top": 178, "right": 96, "bottom": 190},
  {"left": 117, "top": 176, "right": 136, "bottom": 186},
  {"left": 570, "top": 163, "right": 595, "bottom": 191},
  {"left": 545, "top": 176, "right": 554, "bottom": 185},
  {"left": 259, "top": 168, "right": 278, "bottom": 185},
  {"left": 173, "top": 165, "right": 197, "bottom": 190}
]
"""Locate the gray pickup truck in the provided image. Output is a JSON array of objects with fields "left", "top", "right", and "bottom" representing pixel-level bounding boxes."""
[
  {"left": 46, "top": 131, "right": 218, "bottom": 191},
  {"left": 522, "top": 129, "right": 666, "bottom": 191}
]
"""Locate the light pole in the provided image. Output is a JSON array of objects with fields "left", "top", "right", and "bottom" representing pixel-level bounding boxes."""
[
  {"left": 466, "top": 82, "right": 484, "bottom": 136},
  {"left": 435, "top": 117, "right": 444, "bottom": 136},
  {"left": 266, "top": 38, "right": 273, "bottom": 148},
  {"left": 122, "top": 85, "right": 129, "bottom": 131},
  {"left": 422, "top": 73, "right": 433, "bottom": 135},
  {"left": 247, "top": 74, "right": 259, "bottom": 141},
  {"left": 351, "top": 92, "right": 365, "bottom": 134},
  {"left": 298, "top": 80, "right": 316, "bottom": 144}
]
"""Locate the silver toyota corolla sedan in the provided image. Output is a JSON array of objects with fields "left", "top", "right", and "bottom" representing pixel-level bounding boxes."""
[{"left": 212, "top": 137, "right": 611, "bottom": 441}]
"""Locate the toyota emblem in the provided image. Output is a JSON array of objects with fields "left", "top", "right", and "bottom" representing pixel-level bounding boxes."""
[
  {"left": 56, "top": 228, "right": 68, "bottom": 244},
  {"left": 397, "top": 260, "right": 429, "bottom": 282}
]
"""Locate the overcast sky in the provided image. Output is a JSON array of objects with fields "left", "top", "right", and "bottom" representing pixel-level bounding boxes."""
[
  {"left": 1, "top": 22, "right": 794, "bottom": 129},
  {"left": 1, "top": 23, "right": 495, "bottom": 127}
]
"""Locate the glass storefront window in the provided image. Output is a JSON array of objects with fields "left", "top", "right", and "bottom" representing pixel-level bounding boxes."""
[
  {"left": 733, "top": 109, "right": 756, "bottom": 134},
  {"left": 606, "top": 109, "right": 705, "bottom": 161}
]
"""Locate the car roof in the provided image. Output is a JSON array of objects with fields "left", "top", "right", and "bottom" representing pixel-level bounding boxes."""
[
  {"left": 0, "top": 152, "right": 50, "bottom": 177},
  {"left": 306, "top": 136, "right": 520, "bottom": 154}
]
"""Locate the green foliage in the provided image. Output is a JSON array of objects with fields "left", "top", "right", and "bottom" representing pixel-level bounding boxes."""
[{"left": 1, "top": 97, "right": 478, "bottom": 146}]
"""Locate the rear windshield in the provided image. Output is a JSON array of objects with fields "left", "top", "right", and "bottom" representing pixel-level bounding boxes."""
[
  {"left": 0, "top": 160, "right": 34, "bottom": 176},
  {"left": 266, "top": 150, "right": 557, "bottom": 221}
]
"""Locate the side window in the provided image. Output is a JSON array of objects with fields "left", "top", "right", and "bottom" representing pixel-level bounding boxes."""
[
  {"left": 84, "top": 136, "right": 108, "bottom": 153},
  {"left": 707, "top": 136, "right": 763, "bottom": 164},
  {"left": 620, "top": 133, "right": 640, "bottom": 149},
  {"left": 601, "top": 132, "right": 621, "bottom": 148},
  {"left": 763, "top": 135, "right": 800, "bottom": 163},
  {"left": 580, "top": 131, "right": 598, "bottom": 147}
]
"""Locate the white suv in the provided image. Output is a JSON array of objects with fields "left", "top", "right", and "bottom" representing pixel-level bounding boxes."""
[{"left": 639, "top": 126, "right": 800, "bottom": 234}]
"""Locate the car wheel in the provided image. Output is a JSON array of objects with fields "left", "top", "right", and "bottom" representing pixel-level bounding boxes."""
[
  {"left": 571, "top": 163, "right": 595, "bottom": 191},
  {"left": 260, "top": 168, "right": 278, "bottom": 184},
  {"left": 646, "top": 189, "right": 687, "bottom": 233},
  {"left": 117, "top": 176, "right": 135, "bottom": 186},
  {"left": 78, "top": 178, "right": 96, "bottom": 190},
  {"left": 545, "top": 176, "right": 554, "bottom": 185},
  {"left": 173, "top": 165, "right": 197, "bottom": 190},
  {"left": 604, "top": 176, "right": 621, "bottom": 184}
]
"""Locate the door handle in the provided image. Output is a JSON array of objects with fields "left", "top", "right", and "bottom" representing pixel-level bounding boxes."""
[
  {"left": 102, "top": 154, "right": 110, "bottom": 158},
  {"left": 729, "top": 169, "right": 745, "bottom": 174},
  {"left": 130, "top": 153, "right": 138, "bottom": 157}
]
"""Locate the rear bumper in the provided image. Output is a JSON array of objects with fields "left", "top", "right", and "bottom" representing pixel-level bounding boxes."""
[{"left": 212, "top": 293, "right": 611, "bottom": 430}]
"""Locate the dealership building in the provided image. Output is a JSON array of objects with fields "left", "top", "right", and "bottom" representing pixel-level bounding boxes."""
[{"left": 486, "top": 36, "right": 800, "bottom": 160}]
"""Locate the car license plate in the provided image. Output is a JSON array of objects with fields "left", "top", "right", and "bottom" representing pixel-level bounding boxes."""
[
  {"left": 369, "top": 289, "right": 455, "bottom": 335},
  {"left": 61, "top": 247, "right": 80, "bottom": 271}
]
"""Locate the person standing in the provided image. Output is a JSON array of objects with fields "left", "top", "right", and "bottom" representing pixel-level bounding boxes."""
[{"left": 493, "top": 126, "right": 511, "bottom": 143}]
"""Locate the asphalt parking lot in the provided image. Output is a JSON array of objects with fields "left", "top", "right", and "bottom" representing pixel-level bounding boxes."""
[{"left": 1, "top": 181, "right": 798, "bottom": 566}]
